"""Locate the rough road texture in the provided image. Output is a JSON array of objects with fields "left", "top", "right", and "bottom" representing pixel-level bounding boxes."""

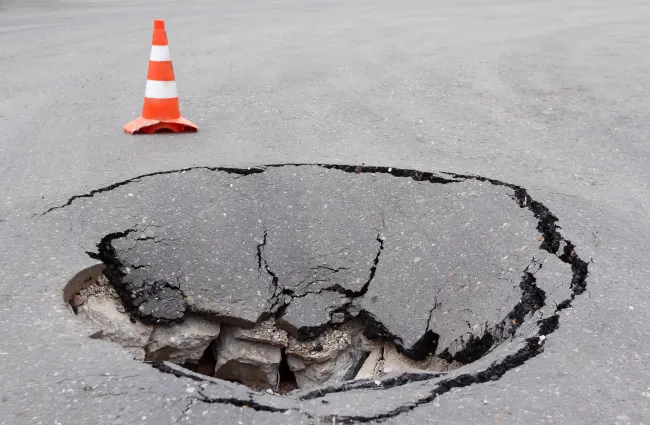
[
  {"left": 49, "top": 164, "right": 589, "bottom": 419},
  {"left": 2, "top": 1, "right": 649, "bottom": 424},
  {"left": 86, "top": 166, "right": 581, "bottom": 366}
]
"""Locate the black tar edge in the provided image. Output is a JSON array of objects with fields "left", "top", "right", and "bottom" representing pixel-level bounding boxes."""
[{"left": 71, "top": 163, "right": 587, "bottom": 421}]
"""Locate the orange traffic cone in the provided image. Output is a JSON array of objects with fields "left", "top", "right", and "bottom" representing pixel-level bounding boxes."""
[{"left": 124, "top": 19, "right": 198, "bottom": 134}]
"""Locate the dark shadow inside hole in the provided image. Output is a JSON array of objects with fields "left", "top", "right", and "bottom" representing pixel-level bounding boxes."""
[
  {"left": 181, "top": 359, "right": 197, "bottom": 372},
  {"left": 195, "top": 342, "right": 217, "bottom": 377},
  {"left": 181, "top": 341, "right": 217, "bottom": 377},
  {"left": 277, "top": 349, "right": 297, "bottom": 394}
]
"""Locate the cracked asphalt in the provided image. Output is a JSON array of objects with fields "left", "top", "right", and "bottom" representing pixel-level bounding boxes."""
[
  {"left": 1, "top": 0, "right": 649, "bottom": 424},
  {"left": 75, "top": 166, "right": 575, "bottom": 362}
]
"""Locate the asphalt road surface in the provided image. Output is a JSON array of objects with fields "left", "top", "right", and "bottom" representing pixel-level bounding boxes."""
[{"left": 1, "top": 0, "right": 649, "bottom": 424}]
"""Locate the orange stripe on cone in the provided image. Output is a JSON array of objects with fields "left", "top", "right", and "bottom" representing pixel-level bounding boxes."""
[
  {"left": 147, "top": 61, "right": 176, "bottom": 81},
  {"left": 142, "top": 98, "right": 181, "bottom": 120},
  {"left": 124, "top": 19, "right": 197, "bottom": 135}
]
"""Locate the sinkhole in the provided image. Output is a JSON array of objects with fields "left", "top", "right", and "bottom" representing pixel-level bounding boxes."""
[{"left": 62, "top": 164, "right": 587, "bottom": 395}]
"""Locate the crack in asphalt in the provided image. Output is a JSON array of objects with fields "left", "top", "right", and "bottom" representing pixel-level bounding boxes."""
[
  {"left": 327, "top": 173, "right": 591, "bottom": 422},
  {"left": 258, "top": 226, "right": 386, "bottom": 340},
  {"left": 311, "top": 265, "right": 351, "bottom": 273},
  {"left": 297, "top": 371, "right": 446, "bottom": 401},
  {"left": 424, "top": 288, "right": 442, "bottom": 333},
  {"left": 65, "top": 164, "right": 589, "bottom": 422},
  {"left": 256, "top": 226, "right": 287, "bottom": 314},
  {"left": 38, "top": 166, "right": 266, "bottom": 217},
  {"left": 297, "top": 231, "right": 385, "bottom": 340},
  {"left": 87, "top": 228, "right": 188, "bottom": 324},
  {"left": 37, "top": 163, "right": 461, "bottom": 217},
  {"left": 333, "top": 333, "right": 552, "bottom": 423},
  {"left": 292, "top": 231, "right": 385, "bottom": 301},
  {"left": 434, "top": 260, "right": 547, "bottom": 365},
  {"left": 195, "top": 389, "right": 290, "bottom": 413},
  {"left": 175, "top": 397, "right": 196, "bottom": 423}
]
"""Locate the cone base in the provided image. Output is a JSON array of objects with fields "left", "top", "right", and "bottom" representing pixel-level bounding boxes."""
[{"left": 124, "top": 116, "right": 198, "bottom": 135}]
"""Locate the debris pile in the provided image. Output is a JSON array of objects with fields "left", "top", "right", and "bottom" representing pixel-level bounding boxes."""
[
  {"left": 61, "top": 165, "right": 587, "bottom": 396},
  {"left": 69, "top": 275, "right": 453, "bottom": 392}
]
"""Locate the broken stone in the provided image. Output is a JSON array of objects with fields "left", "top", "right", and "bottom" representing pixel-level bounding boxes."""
[
  {"left": 145, "top": 315, "right": 221, "bottom": 363},
  {"left": 354, "top": 346, "right": 383, "bottom": 380},
  {"left": 286, "top": 323, "right": 355, "bottom": 362},
  {"left": 76, "top": 276, "right": 152, "bottom": 360},
  {"left": 67, "top": 165, "right": 587, "bottom": 395},
  {"left": 277, "top": 291, "right": 348, "bottom": 339},
  {"left": 382, "top": 343, "right": 453, "bottom": 374},
  {"left": 331, "top": 312, "right": 346, "bottom": 324},
  {"left": 288, "top": 348, "right": 364, "bottom": 390},
  {"left": 213, "top": 326, "right": 282, "bottom": 390},
  {"left": 354, "top": 342, "right": 454, "bottom": 380},
  {"left": 382, "top": 342, "right": 430, "bottom": 373},
  {"left": 232, "top": 318, "right": 288, "bottom": 347},
  {"left": 285, "top": 322, "right": 365, "bottom": 389}
]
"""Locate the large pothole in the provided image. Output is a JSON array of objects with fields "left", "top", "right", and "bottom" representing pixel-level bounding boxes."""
[{"left": 62, "top": 164, "right": 587, "bottom": 398}]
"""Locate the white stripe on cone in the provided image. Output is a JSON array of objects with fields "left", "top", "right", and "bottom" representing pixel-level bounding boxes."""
[
  {"left": 149, "top": 45, "right": 171, "bottom": 62},
  {"left": 144, "top": 80, "right": 178, "bottom": 99}
]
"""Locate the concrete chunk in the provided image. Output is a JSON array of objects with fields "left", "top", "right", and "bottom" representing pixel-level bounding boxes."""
[
  {"left": 213, "top": 326, "right": 282, "bottom": 390},
  {"left": 75, "top": 277, "right": 153, "bottom": 360},
  {"left": 145, "top": 315, "right": 221, "bottom": 363}
]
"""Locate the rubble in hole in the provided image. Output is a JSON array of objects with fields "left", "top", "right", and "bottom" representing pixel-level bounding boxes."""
[
  {"left": 56, "top": 164, "right": 590, "bottom": 419},
  {"left": 212, "top": 324, "right": 284, "bottom": 390},
  {"left": 67, "top": 273, "right": 457, "bottom": 392},
  {"left": 69, "top": 274, "right": 153, "bottom": 361}
]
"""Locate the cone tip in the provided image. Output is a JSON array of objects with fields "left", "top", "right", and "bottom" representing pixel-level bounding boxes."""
[{"left": 154, "top": 19, "right": 165, "bottom": 29}]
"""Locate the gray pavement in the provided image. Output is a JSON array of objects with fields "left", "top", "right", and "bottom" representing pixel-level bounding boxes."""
[{"left": 1, "top": 0, "right": 649, "bottom": 424}]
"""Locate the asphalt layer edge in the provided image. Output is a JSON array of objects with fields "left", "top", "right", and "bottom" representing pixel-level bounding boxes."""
[{"left": 59, "top": 164, "right": 590, "bottom": 422}]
